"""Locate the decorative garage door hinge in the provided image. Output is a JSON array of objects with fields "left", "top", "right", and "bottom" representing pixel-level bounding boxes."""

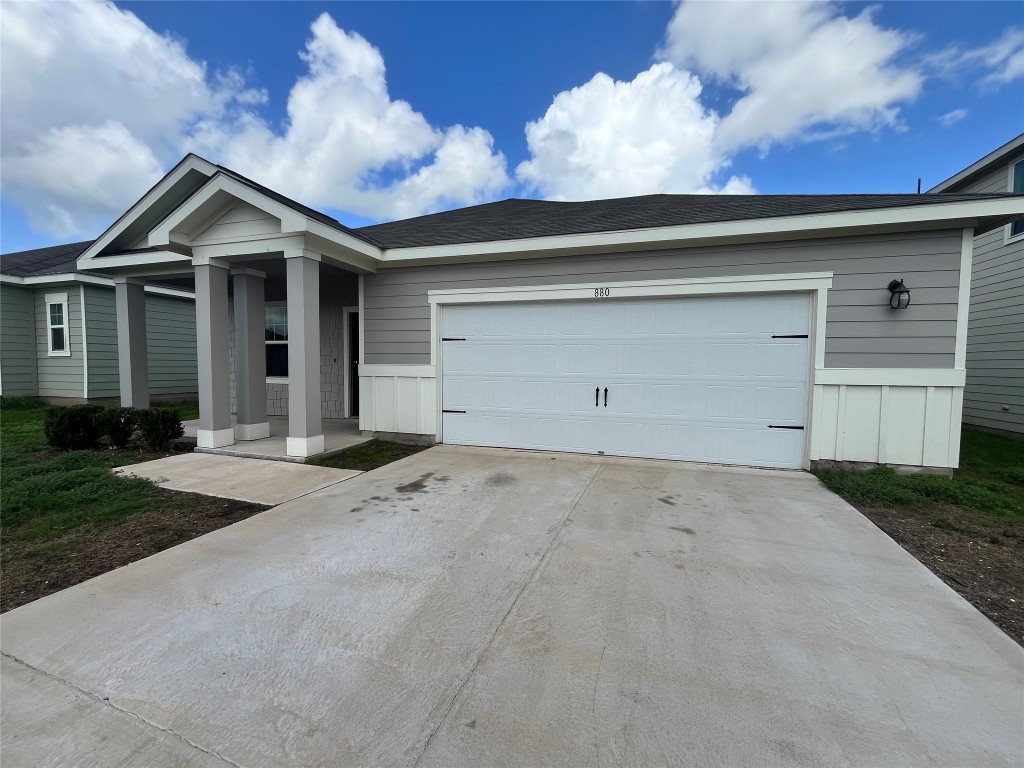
[
  {"left": 768, "top": 425, "right": 805, "bottom": 430},
  {"left": 771, "top": 334, "right": 809, "bottom": 338},
  {"left": 441, "top": 337, "right": 466, "bottom": 341}
]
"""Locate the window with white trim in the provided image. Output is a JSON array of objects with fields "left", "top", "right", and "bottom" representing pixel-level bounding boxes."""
[
  {"left": 1010, "top": 159, "right": 1024, "bottom": 239},
  {"left": 45, "top": 293, "right": 70, "bottom": 356},
  {"left": 265, "top": 305, "right": 288, "bottom": 378}
]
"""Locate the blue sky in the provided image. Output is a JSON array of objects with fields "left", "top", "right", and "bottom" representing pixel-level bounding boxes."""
[{"left": 1, "top": 1, "right": 1022, "bottom": 253}]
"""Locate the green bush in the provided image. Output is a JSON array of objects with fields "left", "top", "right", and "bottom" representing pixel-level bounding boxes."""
[
  {"left": 94, "top": 407, "right": 138, "bottom": 449},
  {"left": 43, "top": 405, "right": 103, "bottom": 451},
  {"left": 135, "top": 408, "right": 184, "bottom": 452}
]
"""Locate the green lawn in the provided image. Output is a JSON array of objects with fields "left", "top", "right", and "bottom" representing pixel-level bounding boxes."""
[{"left": 815, "top": 429, "right": 1024, "bottom": 527}]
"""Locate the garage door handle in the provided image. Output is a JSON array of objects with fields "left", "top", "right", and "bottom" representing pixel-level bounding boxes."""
[
  {"left": 768, "top": 425, "right": 804, "bottom": 430},
  {"left": 604, "top": 387, "right": 608, "bottom": 407},
  {"left": 595, "top": 387, "right": 600, "bottom": 407}
]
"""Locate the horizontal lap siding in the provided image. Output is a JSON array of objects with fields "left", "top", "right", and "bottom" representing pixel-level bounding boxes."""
[
  {"left": 0, "top": 285, "right": 38, "bottom": 396},
  {"left": 363, "top": 229, "right": 964, "bottom": 368},
  {"left": 35, "top": 288, "right": 84, "bottom": 398},
  {"left": 950, "top": 157, "right": 1024, "bottom": 434},
  {"left": 147, "top": 295, "right": 198, "bottom": 394},
  {"left": 84, "top": 286, "right": 119, "bottom": 397}
]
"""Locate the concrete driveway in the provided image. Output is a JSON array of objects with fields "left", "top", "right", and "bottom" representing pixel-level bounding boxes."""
[{"left": 2, "top": 447, "right": 1021, "bottom": 767}]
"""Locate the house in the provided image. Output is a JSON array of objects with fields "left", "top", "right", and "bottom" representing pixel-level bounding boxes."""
[
  {"left": 929, "top": 133, "right": 1024, "bottom": 438},
  {"left": 60, "top": 153, "right": 1024, "bottom": 470},
  {"left": 0, "top": 242, "right": 198, "bottom": 404}
]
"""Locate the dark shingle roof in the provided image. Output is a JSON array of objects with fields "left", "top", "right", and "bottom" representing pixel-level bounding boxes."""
[
  {"left": 0, "top": 241, "right": 95, "bottom": 277},
  {"left": 355, "top": 192, "right": 1022, "bottom": 249}
]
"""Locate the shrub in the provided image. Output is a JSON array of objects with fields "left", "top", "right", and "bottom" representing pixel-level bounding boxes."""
[
  {"left": 94, "top": 407, "right": 137, "bottom": 449},
  {"left": 43, "top": 405, "right": 103, "bottom": 451},
  {"left": 135, "top": 408, "right": 184, "bottom": 452}
]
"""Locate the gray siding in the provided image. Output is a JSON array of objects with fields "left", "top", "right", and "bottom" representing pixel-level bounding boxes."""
[
  {"left": 84, "top": 286, "right": 199, "bottom": 397},
  {"left": 363, "top": 229, "right": 965, "bottom": 369},
  {"left": 947, "top": 152, "right": 1024, "bottom": 434},
  {"left": 35, "top": 287, "right": 84, "bottom": 398},
  {"left": 0, "top": 284, "right": 38, "bottom": 396}
]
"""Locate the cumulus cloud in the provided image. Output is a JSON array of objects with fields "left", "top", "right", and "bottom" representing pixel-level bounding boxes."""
[
  {"left": 516, "top": 64, "right": 752, "bottom": 200},
  {"left": 0, "top": 4, "right": 508, "bottom": 239},
  {"left": 659, "top": 0, "right": 922, "bottom": 151}
]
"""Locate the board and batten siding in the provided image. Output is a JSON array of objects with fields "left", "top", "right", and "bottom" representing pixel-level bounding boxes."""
[
  {"left": 34, "top": 288, "right": 84, "bottom": 398},
  {"left": 363, "top": 229, "right": 965, "bottom": 369},
  {"left": 0, "top": 284, "right": 39, "bottom": 396},
  {"left": 939, "top": 154, "right": 1024, "bottom": 435},
  {"left": 83, "top": 286, "right": 198, "bottom": 398}
]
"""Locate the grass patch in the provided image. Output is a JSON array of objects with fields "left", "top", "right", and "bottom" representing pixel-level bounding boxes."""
[
  {"left": 310, "top": 439, "right": 429, "bottom": 472},
  {"left": 815, "top": 429, "right": 1024, "bottom": 528}
]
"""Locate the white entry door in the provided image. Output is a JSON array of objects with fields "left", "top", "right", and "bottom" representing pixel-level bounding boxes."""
[{"left": 440, "top": 293, "right": 810, "bottom": 468}]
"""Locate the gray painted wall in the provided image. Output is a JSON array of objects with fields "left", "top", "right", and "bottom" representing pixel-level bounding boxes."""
[
  {"left": 0, "top": 284, "right": 39, "bottom": 396},
  {"left": 34, "top": 287, "right": 85, "bottom": 398},
  {"left": 363, "top": 229, "right": 965, "bottom": 369},
  {"left": 85, "top": 286, "right": 198, "bottom": 397},
  {"left": 944, "top": 151, "right": 1024, "bottom": 434}
]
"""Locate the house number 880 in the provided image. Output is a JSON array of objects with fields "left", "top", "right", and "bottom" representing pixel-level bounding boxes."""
[{"left": 594, "top": 287, "right": 611, "bottom": 297}]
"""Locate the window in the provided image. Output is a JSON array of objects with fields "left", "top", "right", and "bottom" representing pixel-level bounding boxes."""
[
  {"left": 45, "top": 293, "right": 70, "bottom": 356},
  {"left": 1011, "top": 159, "right": 1024, "bottom": 239},
  {"left": 265, "top": 306, "right": 288, "bottom": 378}
]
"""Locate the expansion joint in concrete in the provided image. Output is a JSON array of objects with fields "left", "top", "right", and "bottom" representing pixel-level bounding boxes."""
[
  {"left": 410, "top": 460, "right": 606, "bottom": 768},
  {"left": 0, "top": 651, "right": 243, "bottom": 768}
]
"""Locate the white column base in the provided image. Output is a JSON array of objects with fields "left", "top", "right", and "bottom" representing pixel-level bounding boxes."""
[
  {"left": 286, "top": 435, "right": 325, "bottom": 458},
  {"left": 196, "top": 428, "right": 236, "bottom": 449},
  {"left": 235, "top": 422, "right": 271, "bottom": 441}
]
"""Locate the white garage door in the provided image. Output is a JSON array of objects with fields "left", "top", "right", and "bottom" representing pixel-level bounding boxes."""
[{"left": 440, "top": 293, "right": 810, "bottom": 469}]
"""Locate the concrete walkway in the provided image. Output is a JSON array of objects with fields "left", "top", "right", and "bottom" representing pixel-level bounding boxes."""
[
  {"left": 115, "top": 452, "right": 361, "bottom": 505},
  {"left": 183, "top": 416, "right": 370, "bottom": 463},
  {"left": 3, "top": 447, "right": 1022, "bottom": 767}
]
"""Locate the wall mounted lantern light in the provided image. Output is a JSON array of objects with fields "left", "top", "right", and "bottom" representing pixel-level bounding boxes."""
[{"left": 888, "top": 279, "right": 911, "bottom": 309}]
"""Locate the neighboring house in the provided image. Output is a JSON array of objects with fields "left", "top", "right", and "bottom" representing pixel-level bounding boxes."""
[
  {"left": 69, "top": 154, "right": 1021, "bottom": 470},
  {"left": 0, "top": 243, "right": 199, "bottom": 404},
  {"left": 929, "top": 133, "right": 1024, "bottom": 437}
]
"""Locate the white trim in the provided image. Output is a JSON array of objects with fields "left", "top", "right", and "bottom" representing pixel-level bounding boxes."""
[
  {"left": 44, "top": 293, "right": 71, "bottom": 357},
  {"left": 287, "top": 434, "right": 325, "bottom": 458},
  {"left": 80, "top": 285, "right": 89, "bottom": 397},
  {"left": 1004, "top": 157, "right": 1024, "bottom": 245},
  {"left": 77, "top": 250, "right": 191, "bottom": 272},
  {"left": 342, "top": 305, "right": 359, "bottom": 418},
  {"left": 197, "top": 427, "right": 235, "bottom": 449},
  {"left": 0, "top": 272, "right": 195, "bottom": 299},
  {"left": 929, "top": 133, "right": 1024, "bottom": 192},
  {"left": 236, "top": 422, "right": 270, "bottom": 441},
  {"left": 955, "top": 228, "right": 973, "bottom": 369},
  {"left": 384, "top": 198, "right": 1024, "bottom": 265},
  {"left": 359, "top": 364, "right": 435, "bottom": 378},
  {"left": 265, "top": 377, "right": 288, "bottom": 385},
  {"left": 358, "top": 275, "right": 366, "bottom": 365},
  {"left": 813, "top": 368, "right": 966, "bottom": 387}
]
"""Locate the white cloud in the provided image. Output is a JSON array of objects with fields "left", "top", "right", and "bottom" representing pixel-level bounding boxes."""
[
  {"left": 0, "top": 4, "right": 508, "bottom": 239},
  {"left": 926, "top": 27, "right": 1024, "bottom": 87},
  {"left": 937, "top": 108, "right": 968, "bottom": 127},
  {"left": 196, "top": 14, "right": 508, "bottom": 219},
  {"left": 516, "top": 64, "right": 752, "bottom": 200},
  {"left": 659, "top": 0, "right": 922, "bottom": 152}
]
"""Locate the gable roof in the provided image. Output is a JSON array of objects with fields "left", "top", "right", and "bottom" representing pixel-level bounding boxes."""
[
  {"left": 929, "top": 133, "right": 1024, "bottom": 193},
  {"left": 0, "top": 241, "right": 95, "bottom": 277},
  {"left": 355, "top": 192, "right": 1023, "bottom": 249}
]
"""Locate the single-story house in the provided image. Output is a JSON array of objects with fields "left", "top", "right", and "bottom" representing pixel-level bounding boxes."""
[
  {"left": 35, "top": 152, "right": 1023, "bottom": 470},
  {"left": 0, "top": 243, "right": 198, "bottom": 403},
  {"left": 929, "top": 132, "right": 1023, "bottom": 437}
]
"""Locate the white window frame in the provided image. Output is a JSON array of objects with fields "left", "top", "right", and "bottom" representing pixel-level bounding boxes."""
[
  {"left": 265, "top": 301, "right": 288, "bottom": 383},
  {"left": 1006, "top": 157, "right": 1024, "bottom": 244},
  {"left": 45, "top": 292, "right": 71, "bottom": 357}
]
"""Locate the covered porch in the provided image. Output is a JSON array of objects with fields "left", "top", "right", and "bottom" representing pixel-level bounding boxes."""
[{"left": 183, "top": 415, "right": 369, "bottom": 463}]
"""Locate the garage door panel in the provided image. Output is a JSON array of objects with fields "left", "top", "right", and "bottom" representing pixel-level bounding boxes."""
[{"left": 441, "top": 294, "right": 810, "bottom": 468}]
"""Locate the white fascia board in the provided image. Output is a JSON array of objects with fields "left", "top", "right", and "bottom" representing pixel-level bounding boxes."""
[
  {"left": 192, "top": 233, "right": 306, "bottom": 260},
  {"left": 381, "top": 197, "right": 1024, "bottom": 266},
  {"left": 77, "top": 250, "right": 191, "bottom": 272},
  {"left": 928, "top": 133, "right": 1024, "bottom": 192},
  {"left": 79, "top": 155, "right": 218, "bottom": 262},
  {"left": 0, "top": 272, "right": 194, "bottom": 299},
  {"left": 305, "top": 219, "right": 381, "bottom": 261}
]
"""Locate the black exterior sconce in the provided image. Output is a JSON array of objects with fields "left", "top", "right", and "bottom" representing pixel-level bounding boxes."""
[{"left": 888, "top": 279, "right": 911, "bottom": 309}]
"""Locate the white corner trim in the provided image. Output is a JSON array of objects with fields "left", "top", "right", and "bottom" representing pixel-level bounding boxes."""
[
  {"left": 287, "top": 434, "right": 325, "bottom": 458},
  {"left": 359, "top": 364, "right": 436, "bottom": 378},
  {"left": 954, "top": 228, "right": 973, "bottom": 369},
  {"left": 814, "top": 368, "right": 966, "bottom": 387},
  {"left": 358, "top": 275, "right": 366, "bottom": 366},
  {"left": 197, "top": 427, "right": 236, "bottom": 449},
  {"left": 235, "top": 422, "right": 271, "bottom": 441},
  {"left": 80, "top": 285, "right": 89, "bottom": 398}
]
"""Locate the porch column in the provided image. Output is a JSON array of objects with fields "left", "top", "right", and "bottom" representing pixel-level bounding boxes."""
[
  {"left": 285, "top": 250, "right": 324, "bottom": 457},
  {"left": 195, "top": 261, "right": 234, "bottom": 448},
  {"left": 232, "top": 268, "right": 269, "bottom": 440},
  {"left": 114, "top": 277, "right": 149, "bottom": 409}
]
